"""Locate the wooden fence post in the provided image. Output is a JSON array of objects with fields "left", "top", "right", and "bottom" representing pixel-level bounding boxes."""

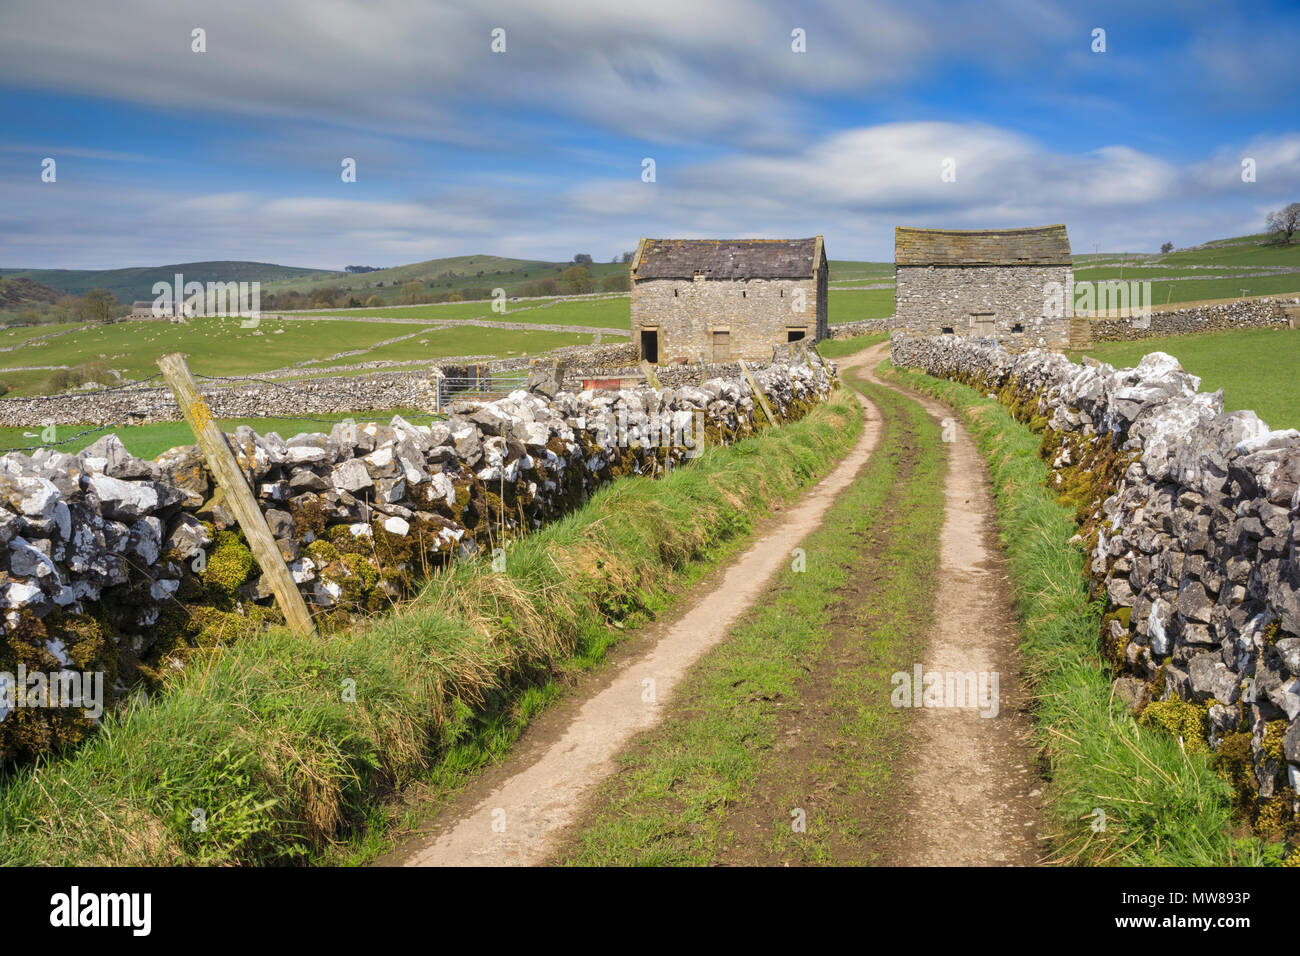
[
  {"left": 156, "top": 352, "right": 317, "bottom": 637},
  {"left": 737, "top": 360, "right": 777, "bottom": 426},
  {"left": 639, "top": 360, "right": 661, "bottom": 390}
]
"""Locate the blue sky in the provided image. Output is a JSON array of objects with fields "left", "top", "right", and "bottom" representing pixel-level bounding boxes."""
[{"left": 1, "top": 0, "right": 1297, "bottom": 269}]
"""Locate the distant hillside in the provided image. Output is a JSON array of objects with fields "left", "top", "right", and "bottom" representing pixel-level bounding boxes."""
[
  {"left": 0, "top": 261, "right": 338, "bottom": 303},
  {"left": 0, "top": 277, "right": 64, "bottom": 310},
  {"left": 258, "top": 253, "right": 633, "bottom": 303}
]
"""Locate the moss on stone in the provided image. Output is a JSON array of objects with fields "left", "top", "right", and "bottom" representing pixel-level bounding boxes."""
[
  {"left": 201, "top": 530, "right": 254, "bottom": 597},
  {"left": 1138, "top": 697, "right": 1210, "bottom": 755}
]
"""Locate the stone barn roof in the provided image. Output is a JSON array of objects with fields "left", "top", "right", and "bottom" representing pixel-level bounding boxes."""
[
  {"left": 632, "top": 237, "right": 823, "bottom": 280},
  {"left": 895, "top": 225, "right": 1071, "bottom": 267}
]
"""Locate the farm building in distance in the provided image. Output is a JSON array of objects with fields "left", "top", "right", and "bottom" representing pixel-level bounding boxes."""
[
  {"left": 893, "top": 224, "right": 1075, "bottom": 350},
  {"left": 629, "top": 237, "right": 829, "bottom": 363}
]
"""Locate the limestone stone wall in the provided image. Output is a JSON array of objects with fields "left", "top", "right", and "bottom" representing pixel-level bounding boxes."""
[
  {"left": 891, "top": 334, "right": 1300, "bottom": 816},
  {"left": 1090, "top": 297, "right": 1298, "bottom": 342},
  {"left": 0, "top": 343, "right": 644, "bottom": 430},
  {"left": 894, "top": 264, "right": 1072, "bottom": 349},
  {"left": 631, "top": 277, "right": 825, "bottom": 363},
  {"left": 0, "top": 354, "right": 837, "bottom": 762}
]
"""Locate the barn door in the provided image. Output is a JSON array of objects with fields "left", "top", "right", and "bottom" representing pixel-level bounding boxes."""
[{"left": 712, "top": 330, "right": 731, "bottom": 362}]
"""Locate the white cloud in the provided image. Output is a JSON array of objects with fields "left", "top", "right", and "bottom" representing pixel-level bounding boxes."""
[{"left": 4, "top": 122, "right": 1296, "bottom": 268}]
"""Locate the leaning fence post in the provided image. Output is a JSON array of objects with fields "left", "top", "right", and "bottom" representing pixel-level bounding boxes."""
[
  {"left": 156, "top": 352, "right": 317, "bottom": 637},
  {"left": 737, "top": 360, "right": 778, "bottom": 427}
]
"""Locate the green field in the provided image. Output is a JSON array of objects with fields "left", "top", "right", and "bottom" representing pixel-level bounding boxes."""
[
  {"left": 0, "top": 316, "right": 594, "bottom": 397},
  {"left": 1070, "top": 326, "right": 1300, "bottom": 430},
  {"left": 827, "top": 287, "right": 894, "bottom": 320},
  {"left": 311, "top": 295, "right": 631, "bottom": 328},
  {"left": 0, "top": 409, "right": 436, "bottom": 459},
  {"left": 1073, "top": 234, "right": 1300, "bottom": 307}
]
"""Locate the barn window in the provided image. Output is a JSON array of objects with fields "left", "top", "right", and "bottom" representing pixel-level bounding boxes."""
[
  {"left": 673, "top": 288, "right": 678, "bottom": 297},
  {"left": 742, "top": 290, "right": 747, "bottom": 298},
  {"left": 1011, "top": 322, "right": 1024, "bottom": 333},
  {"left": 787, "top": 328, "right": 806, "bottom": 342},
  {"left": 941, "top": 326, "right": 955, "bottom": 335},
  {"left": 970, "top": 313, "right": 995, "bottom": 336}
]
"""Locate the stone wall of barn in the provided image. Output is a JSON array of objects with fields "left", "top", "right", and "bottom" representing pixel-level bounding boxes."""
[
  {"left": 894, "top": 264, "right": 1072, "bottom": 350},
  {"left": 631, "top": 276, "right": 824, "bottom": 363},
  {"left": 891, "top": 334, "right": 1300, "bottom": 819}
]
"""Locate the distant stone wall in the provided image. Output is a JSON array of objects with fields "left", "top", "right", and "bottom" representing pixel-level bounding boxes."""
[
  {"left": 1090, "top": 297, "right": 1298, "bottom": 343},
  {"left": 0, "top": 354, "right": 837, "bottom": 762},
  {"left": 631, "top": 276, "right": 825, "bottom": 363},
  {"left": 894, "top": 263, "right": 1072, "bottom": 349},
  {"left": 892, "top": 334, "right": 1300, "bottom": 817},
  {"left": 829, "top": 318, "right": 906, "bottom": 338},
  {"left": 0, "top": 343, "right": 643, "bottom": 430}
]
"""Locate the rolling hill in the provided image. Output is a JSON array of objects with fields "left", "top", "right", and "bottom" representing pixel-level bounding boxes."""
[
  {"left": 0, "top": 261, "right": 338, "bottom": 303},
  {"left": 0, "top": 276, "right": 65, "bottom": 310}
]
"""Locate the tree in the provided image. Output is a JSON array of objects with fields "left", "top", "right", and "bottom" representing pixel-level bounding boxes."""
[
  {"left": 1160, "top": 242, "right": 1174, "bottom": 254},
  {"left": 79, "top": 289, "right": 118, "bottom": 324},
  {"left": 365, "top": 295, "right": 383, "bottom": 307},
  {"left": 1266, "top": 203, "right": 1300, "bottom": 244},
  {"left": 311, "top": 286, "right": 341, "bottom": 307},
  {"left": 620, "top": 250, "right": 635, "bottom": 264},
  {"left": 560, "top": 265, "right": 594, "bottom": 294},
  {"left": 573, "top": 253, "right": 593, "bottom": 265},
  {"left": 400, "top": 281, "right": 424, "bottom": 304},
  {"left": 600, "top": 274, "right": 630, "bottom": 293}
]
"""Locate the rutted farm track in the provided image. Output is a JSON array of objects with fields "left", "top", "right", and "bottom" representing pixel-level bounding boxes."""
[{"left": 385, "top": 343, "right": 1046, "bottom": 867}]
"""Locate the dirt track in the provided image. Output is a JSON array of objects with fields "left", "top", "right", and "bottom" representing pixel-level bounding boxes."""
[
  {"left": 858, "top": 358, "right": 1044, "bottom": 865},
  {"left": 383, "top": 345, "right": 885, "bottom": 867},
  {"left": 382, "top": 342, "right": 1045, "bottom": 866}
]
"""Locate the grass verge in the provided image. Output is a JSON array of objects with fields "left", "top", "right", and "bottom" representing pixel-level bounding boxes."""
[
  {"left": 554, "top": 371, "right": 946, "bottom": 865},
  {"left": 0, "top": 380, "right": 862, "bottom": 865},
  {"left": 882, "top": 360, "right": 1283, "bottom": 866}
]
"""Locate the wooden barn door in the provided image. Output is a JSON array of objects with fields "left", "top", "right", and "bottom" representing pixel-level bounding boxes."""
[{"left": 712, "top": 330, "right": 731, "bottom": 362}]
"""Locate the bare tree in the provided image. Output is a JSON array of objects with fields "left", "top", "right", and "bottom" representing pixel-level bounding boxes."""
[
  {"left": 1266, "top": 202, "right": 1300, "bottom": 244},
  {"left": 1160, "top": 242, "right": 1173, "bottom": 254}
]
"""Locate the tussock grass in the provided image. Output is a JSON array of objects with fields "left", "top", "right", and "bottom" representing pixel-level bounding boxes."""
[
  {"left": 0, "top": 383, "right": 862, "bottom": 866},
  {"left": 884, "top": 361, "right": 1282, "bottom": 866}
]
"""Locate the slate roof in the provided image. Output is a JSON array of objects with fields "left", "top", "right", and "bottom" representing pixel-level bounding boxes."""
[
  {"left": 895, "top": 225, "right": 1071, "bottom": 267},
  {"left": 633, "top": 238, "right": 821, "bottom": 280}
]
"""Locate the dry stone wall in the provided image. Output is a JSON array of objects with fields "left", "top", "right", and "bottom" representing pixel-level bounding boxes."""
[
  {"left": 0, "top": 354, "right": 836, "bottom": 762},
  {"left": 1090, "top": 296, "right": 1298, "bottom": 342},
  {"left": 891, "top": 333, "right": 1300, "bottom": 817},
  {"left": 0, "top": 343, "right": 644, "bottom": 430}
]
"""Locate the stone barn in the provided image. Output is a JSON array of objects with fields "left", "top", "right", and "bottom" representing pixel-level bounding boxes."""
[
  {"left": 893, "top": 224, "right": 1074, "bottom": 350},
  {"left": 629, "top": 237, "right": 829, "bottom": 363}
]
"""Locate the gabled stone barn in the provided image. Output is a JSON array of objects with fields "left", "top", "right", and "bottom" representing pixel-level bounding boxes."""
[
  {"left": 894, "top": 224, "right": 1073, "bottom": 350},
  {"left": 629, "top": 237, "right": 829, "bottom": 363}
]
